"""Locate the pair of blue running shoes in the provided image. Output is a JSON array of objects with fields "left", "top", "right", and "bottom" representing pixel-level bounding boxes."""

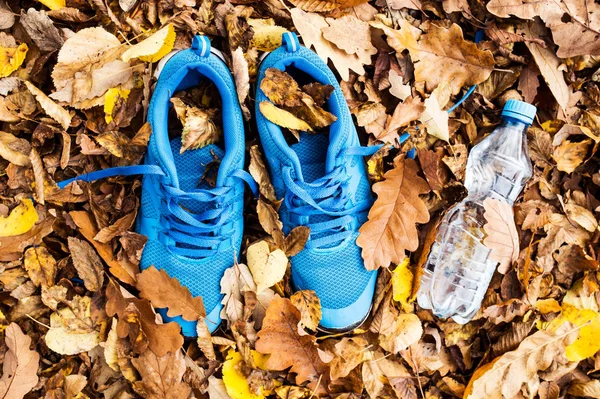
[{"left": 60, "top": 33, "right": 379, "bottom": 336}]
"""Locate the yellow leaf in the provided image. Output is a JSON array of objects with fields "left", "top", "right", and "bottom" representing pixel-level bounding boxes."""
[
  {"left": 259, "top": 101, "right": 313, "bottom": 132},
  {"left": 222, "top": 350, "right": 268, "bottom": 399},
  {"left": 535, "top": 298, "right": 561, "bottom": 314},
  {"left": 248, "top": 19, "right": 288, "bottom": 52},
  {"left": 247, "top": 240, "right": 288, "bottom": 293},
  {"left": 0, "top": 43, "right": 28, "bottom": 78},
  {"left": 122, "top": 24, "right": 175, "bottom": 63},
  {"left": 392, "top": 258, "right": 414, "bottom": 312},
  {"left": 37, "top": 0, "right": 65, "bottom": 10},
  {"left": 0, "top": 199, "right": 38, "bottom": 237},
  {"left": 104, "top": 88, "right": 130, "bottom": 123},
  {"left": 545, "top": 303, "right": 600, "bottom": 362}
]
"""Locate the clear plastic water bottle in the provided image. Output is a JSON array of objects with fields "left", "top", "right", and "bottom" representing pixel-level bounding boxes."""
[{"left": 417, "top": 100, "right": 536, "bottom": 324}]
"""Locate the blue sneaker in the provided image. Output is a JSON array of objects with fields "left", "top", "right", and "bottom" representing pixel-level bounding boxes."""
[
  {"left": 255, "top": 32, "right": 379, "bottom": 331},
  {"left": 59, "top": 36, "right": 256, "bottom": 337}
]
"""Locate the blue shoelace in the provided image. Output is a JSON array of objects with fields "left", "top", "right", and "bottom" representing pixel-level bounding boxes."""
[
  {"left": 58, "top": 165, "right": 257, "bottom": 259},
  {"left": 282, "top": 145, "right": 380, "bottom": 249}
]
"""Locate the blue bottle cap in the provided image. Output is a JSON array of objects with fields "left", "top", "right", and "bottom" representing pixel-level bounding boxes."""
[{"left": 501, "top": 99, "right": 537, "bottom": 125}]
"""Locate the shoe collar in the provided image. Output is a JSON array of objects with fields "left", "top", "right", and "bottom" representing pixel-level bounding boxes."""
[{"left": 148, "top": 36, "right": 244, "bottom": 190}]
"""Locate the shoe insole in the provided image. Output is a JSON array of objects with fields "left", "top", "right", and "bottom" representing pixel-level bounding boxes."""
[{"left": 290, "top": 132, "right": 328, "bottom": 183}]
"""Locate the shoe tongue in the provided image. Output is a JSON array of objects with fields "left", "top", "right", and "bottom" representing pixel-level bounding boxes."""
[{"left": 170, "top": 137, "right": 226, "bottom": 193}]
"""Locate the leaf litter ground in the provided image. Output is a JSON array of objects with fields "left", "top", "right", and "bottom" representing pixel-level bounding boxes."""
[{"left": 0, "top": 0, "right": 599, "bottom": 399}]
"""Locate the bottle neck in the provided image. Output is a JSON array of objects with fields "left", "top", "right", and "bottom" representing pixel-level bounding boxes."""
[{"left": 500, "top": 117, "right": 530, "bottom": 133}]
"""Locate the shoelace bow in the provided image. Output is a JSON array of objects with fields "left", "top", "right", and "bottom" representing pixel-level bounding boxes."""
[
  {"left": 282, "top": 145, "right": 380, "bottom": 249},
  {"left": 57, "top": 165, "right": 257, "bottom": 259}
]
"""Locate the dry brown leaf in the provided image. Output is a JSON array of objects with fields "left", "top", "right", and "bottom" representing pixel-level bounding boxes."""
[
  {"left": 568, "top": 380, "right": 600, "bottom": 398},
  {"left": 401, "top": 21, "right": 494, "bottom": 107},
  {"left": 290, "top": 8, "right": 367, "bottom": 81},
  {"left": 20, "top": 8, "right": 64, "bottom": 52},
  {"left": 28, "top": 147, "right": 45, "bottom": 205},
  {"left": 170, "top": 98, "right": 221, "bottom": 154},
  {"left": 322, "top": 15, "right": 377, "bottom": 59},
  {"left": 465, "top": 323, "right": 578, "bottom": 399},
  {"left": 131, "top": 350, "right": 191, "bottom": 399},
  {"left": 290, "top": 290, "right": 322, "bottom": 331},
  {"left": 483, "top": 299, "right": 529, "bottom": 324},
  {"left": 23, "top": 246, "right": 56, "bottom": 288},
  {"left": 357, "top": 156, "right": 430, "bottom": 270},
  {"left": 255, "top": 297, "right": 329, "bottom": 392},
  {"left": 0, "top": 323, "right": 40, "bottom": 399},
  {"left": 24, "top": 81, "right": 71, "bottom": 130},
  {"left": 289, "top": 0, "right": 369, "bottom": 12},
  {"left": 68, "top": 237, "right": 105, "bottom": 291},
  {"left": 518, "top": 21, "right": 569, "bottom": 111},
  {"left": 94, "top": 211, "right": 137, "bottom": 243},
  {"left": 136, "top": 265, "right": 205, "bottom": 322},
  {"left": 283, "top": 226, "right": 311, "bottom": 257},
  {"left": 249, "top": 145, "right": 278, "bottom": 204},
  {"left": 329, "top": 335, "right": 373, "bottom": 380},
  {"left": 482, "top": 197, "right": 520, "bottom": 274},
  {"left": 231, "top": 47, "right": 250, "bottom": 120},
  {"left": 69, "top": 211, "right": 138, "bottom": 285},
  {"left": 379, "top": 313, "right": 423, "bottom": 354},
  {"left": 376, "top": 96, "right": 425, "bottom": 143},
  {"left": 552, "top": 139, "right": 591, "bottom": 173}
]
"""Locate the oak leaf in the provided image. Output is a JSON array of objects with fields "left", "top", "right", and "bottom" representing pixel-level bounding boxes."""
[
  {"left": 0, "top": 323, "right": 40, "bottom": 399},
  {"left": 357, "top": 156, "right": 430, "bottom": 270},
  {"left": 136, "top": 265, "right": 205, "bottom": 321},
  {"left": 322, "top": 15, "right": 377, "bottom": 59},
  {"left": 290, "top": 8, "right": 367, "bottom": 81},
  {"left": 255, "top": 297, "right": 329, "bottom": 392},
  {"left": 482, "top": 197, "right": 520, "bottom": 274},
  {"left": 131, "top": 349, "right": 191, "bottom": 399},
  {"left": 290, "top": 290, "right": 322, "bottom": 331},
  {"left": 465, "top": 323, "right": 578, "bottom": 399},
  {"left": 68, "top": 237, "right": 104, "bottom": 291},
  {"left": 376, "top": 96, "right": 425, "bottom": 143},
  {"left": 403, "top": 22, "right": 494, "bottom": 107}
]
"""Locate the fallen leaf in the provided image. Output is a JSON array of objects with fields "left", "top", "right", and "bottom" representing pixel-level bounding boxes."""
[
  {"left": 0, "top": 1, "right": 14, "bottom": 29},
  {"left": 170, "top": 98, "right": 221, "bottom": 154},
  {"left": 247, "top": 240, "right": 288, "bottom": 293},
  {"left": 122, "top": 24, "right": 176, "bottom": 62},
  {"left": 483, "top": 299, "right": 529, "bottom": 324},
  {"left": 568, "top": 380, "right": 600, "bottom": 398},
  {"left": 482, "top": 197, "right": 520, "bottom": 274},
  {"left": 357, "top": 156, "right": 430, "bottom": 270},
  {"left": 290, "top": 290, "right": 322, "bottom": 330},
  {"left": 322, "top": 15, "right": 377, "bottom": 59},
  {"left": 0, "top": 131, "right": 30, "bottom": 166},
  {"left": 404, "top": 22, "right": 494, "bottom": 106},
  {"left": 45, "top": 296, "right": 102, "bottom": 355},
  {"left": 392, "top": 258, "right": 414, "bottom": 312},
  {"left": 419, "top": 90, "right": 449, "bottom": 141},
  {"left": 379, "top": 313, "right": 423, "bottom": 354},
  {"left": 70, "top": 211, "right": 138, "bottom": 285},
  {"left": 94, "top": 210, "right": 137, "bottom": 243},
  {"left": 289, "top": 0, "right": 370, "bottom": 12},
  {"left": 37, "top": 0, "right": 65, "bottom": 10},
  {"left": 222, "top": 350, "right": 269, "bottom": 399},
  {"left": 259, "top": 101, "right": 312, "bottom": 132},
  {"left": 51, "top": 27, "right": 132, "bottom": 108},
  {"left": 136, "top": 265, "right": 205, "bottom": 321},
  {"left": 231, "top": 47, "right": 250, "bottom": 119},
  {"left": 519, "top": 21, "right": 569, "bottom": 111},
  {"left": 68, "top": 237, "right": 105, "bottom": 291},
  {"left": 552, "top": 139, "right": 591, "bottom": 173},
  {"left": 0, "top": 198, "right": 37, "bottom": 237},
  {"left": 131, "top": 349, "right": 191, "bottom": 399},
  {"left": 104, "top": 88, "right": 130, "bottom": 123},
  {"left": 290, "top": 8, "right": 367, "bottom": 81},
  {"left": 465, "top": 323, "right": 578, "bottom": 399},
  {"left": 19, "top": 8, "right": 64, "bottom": 52},
  {"left": 249, "top": 18, "right": 287, "bottom": 52},
  {"left": 0, "top": 323, "right": 40, "bottom": 399},
  {"left": 249, "top": 145, "right": 278, "bottom": 203},
  {"left": 0, "top": 42, "right": 27, "bottom": 78},
  {"left": 518, "top": 63, "right": 540, "bottom": 104},
  {"left": 25, "top": 81, "right": 71, "bottom": 130},
  {"left": 208, "top": 376, "right": 233, "bottom": 399},
  {"left": 23, "top": 246, "right": 56, "bottom": 288},
  {"left": 256, "top": 297, "right": 329, "bottom": 392},
  {"left": 376, "top": 96, "right": 425, "bottom": 143}
]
